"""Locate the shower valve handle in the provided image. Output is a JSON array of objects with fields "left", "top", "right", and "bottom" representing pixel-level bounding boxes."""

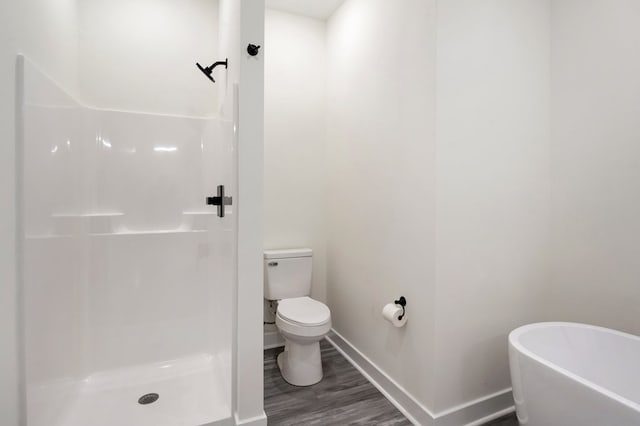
[{"left": 206, "top": 185, "right": 232, "bottom": 218}]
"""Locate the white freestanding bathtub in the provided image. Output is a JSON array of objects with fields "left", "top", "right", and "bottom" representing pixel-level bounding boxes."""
[{"left": 509, "top": 322, "right": 640, "bottom": 426}]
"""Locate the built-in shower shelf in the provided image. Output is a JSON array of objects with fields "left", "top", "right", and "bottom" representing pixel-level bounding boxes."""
[
  {"left": 51, "top": 212, "right": 125, "bottom": 235},
  {"left": 182, "top": 211, "right": 217, "bottom": 215},
  {"left": 182, "top": 211, "right": 220, "bottom": 231},
  {"left": 51, "top": 212, "right": 125, "bottom": 217},
  {"left": 25, "top": 233, "right": 75, "bottom": 240},
  {"left": 25, "top": 229, "right": 208, "bottom": 239},
  {"left": 41, "top": 211, "right": 219, "bottom": 236},
  {"left": 89, "top": 229, "right": 208, "bottom": 237}
]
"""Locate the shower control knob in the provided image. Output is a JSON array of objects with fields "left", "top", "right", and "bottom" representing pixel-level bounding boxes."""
[
  {"left": 206, "top": 185, "right": 232, "bottom": 218},
  {"left": 247, "top": 44, "right": 261, "bottom": 56}
]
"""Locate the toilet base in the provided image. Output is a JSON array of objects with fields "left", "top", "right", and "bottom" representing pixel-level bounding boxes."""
[{"left": 277, "top": 339, "right": 323, "bottom": 386}]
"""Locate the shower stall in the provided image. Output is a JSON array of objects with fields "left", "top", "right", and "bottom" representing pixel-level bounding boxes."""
[
  {"left": 6, "top": 0, "right": 265, "bottom": 425},
  {"left": 18, "top": 53, "right": 237, "bottom": 426}
]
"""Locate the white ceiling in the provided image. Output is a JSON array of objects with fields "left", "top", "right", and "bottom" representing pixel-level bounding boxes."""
[{"left": 265, "top": 0, "right": 345, "bottom": 20}]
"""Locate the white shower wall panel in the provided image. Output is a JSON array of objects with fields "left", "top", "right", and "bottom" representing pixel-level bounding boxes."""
[
  {"left": 87, "top": 232, "right": 216, "bottom": 371},
  {"left": 23, "top": 235, "right": 87, "bottom": 425},
  {"left": 83, "top": 111, "right": 228, "bottom": 231},
  {"left": 22, "top": 58, "right": 88, "bottom": 394}
]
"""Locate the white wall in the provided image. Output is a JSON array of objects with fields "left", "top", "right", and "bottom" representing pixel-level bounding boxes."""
[
  {"left": 324, "top": 0, "right": 551, "bottom": 418},
  {"left": 300, "top": 2, "right": 640, "bottom": 420},
  {"left": 549, "top": 0, "right": 640, "bottom": 333},
  {"left": 434, "top": 0, "right": 551, "bottom": 412},
  {"left": 1, "top": 0, "right": 79, "bottom": 424},
  {"left": 223, "top": 1, "right": 267, "bottom": 424},
  {"left": 0, "top": 4, "right": 22, "bottom": 420},
  {"left": 326, "top": 0, "right": 438, "bottom": 410},
  {"left": 78, "top": 0, "right": 219, "bottom": 116},
  {"left": 264, "top": 9, "right": 327, "bottom": 303}
]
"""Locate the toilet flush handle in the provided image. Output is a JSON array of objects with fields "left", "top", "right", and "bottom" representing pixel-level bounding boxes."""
[{"left": 268, "top": 261, "right": 278, "bottom": 267}]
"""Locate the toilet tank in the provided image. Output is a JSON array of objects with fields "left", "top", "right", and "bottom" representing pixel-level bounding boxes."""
[{"left": 264, "top": 248, "right": 312, "bottom": 300}]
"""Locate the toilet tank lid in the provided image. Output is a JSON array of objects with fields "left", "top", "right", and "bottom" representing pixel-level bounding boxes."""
[{"left": 264, "top": 248, "right": 312, "bottom": 259}]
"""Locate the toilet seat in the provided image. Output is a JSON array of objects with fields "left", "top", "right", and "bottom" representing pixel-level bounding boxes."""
[
  {"left": 277, "top": 297, "right": 330, "bottom": 326},
  {"left": 276, "top": 297, "right": 331, "bottom": 339}
]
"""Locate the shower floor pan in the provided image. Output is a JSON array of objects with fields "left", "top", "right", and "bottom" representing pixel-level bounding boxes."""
[{"left": 31, "top": 354, "right": 232, "bottom": 426}]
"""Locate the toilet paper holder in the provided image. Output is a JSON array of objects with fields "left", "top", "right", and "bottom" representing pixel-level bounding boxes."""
[{"left": 394, "top": 296, "right": 407, "bottom": 320}]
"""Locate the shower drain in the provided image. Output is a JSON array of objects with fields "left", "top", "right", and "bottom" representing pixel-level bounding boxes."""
[{"left": 138, "top": 393, "right": 159, "bottom": 405}]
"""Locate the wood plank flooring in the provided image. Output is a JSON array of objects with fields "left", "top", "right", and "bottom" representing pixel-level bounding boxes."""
[
  {"left": 264, "top": 340, "right": 412, "bottom": 425},
  {"left": 264, "top": 339, "right": 519, "bottom": 426},
  {"left": 482, "top": 413, "right": 519, "bottom": 426}
]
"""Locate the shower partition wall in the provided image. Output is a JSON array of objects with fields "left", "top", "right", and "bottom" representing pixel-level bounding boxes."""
[{"left": 18, "top": 55, "right": 236, "bottom": 426}]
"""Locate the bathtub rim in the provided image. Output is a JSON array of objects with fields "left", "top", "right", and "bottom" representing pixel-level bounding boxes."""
[{"left": 509, "top": 321, "right": 640, "bottom": 413}]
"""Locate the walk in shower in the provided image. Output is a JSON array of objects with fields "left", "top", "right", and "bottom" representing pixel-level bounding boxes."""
[{"left": 17, "top": 54, "right": 236, "bottom": 426}]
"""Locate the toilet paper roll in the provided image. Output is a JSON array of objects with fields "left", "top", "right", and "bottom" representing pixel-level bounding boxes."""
[{"left": 382, "top": 303, "right": 407, "bottom": 328}]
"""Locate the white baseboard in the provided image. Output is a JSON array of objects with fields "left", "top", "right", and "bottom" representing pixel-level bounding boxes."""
[
  {"left": 264, "top": 330, "right": 284, "bottom": 350},
  {"left": 201, "top": 416, "right": 234, "bottom": 426},
  {"left": 435, "top": 391, "right": 515, "bottom": 426},
  {"left": 325, "top": 329, "right": 515, "bottom": 426},
  {"left": 234, "top": 412, "right": 267, "bottom": 426}
]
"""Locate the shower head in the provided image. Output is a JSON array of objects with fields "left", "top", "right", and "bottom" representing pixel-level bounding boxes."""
[
  {"left": 196, "top": 58, "right": 228, "bottom": 83},
  {"left": 196, "top": 62, "right": 215, "bottom": 82}
]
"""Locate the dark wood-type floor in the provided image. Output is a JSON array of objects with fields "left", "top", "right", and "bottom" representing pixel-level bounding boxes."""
[
  {"left": 264, "top": 340, "right": 412, "bottom": 425},
  {"left": 264, "top": 339, "right": 519, "bottom": 426},
  {"left": 483, "top": 413, "right": 518, "bottom": 426}
]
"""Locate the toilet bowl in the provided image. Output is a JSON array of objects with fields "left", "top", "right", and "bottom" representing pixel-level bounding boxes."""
[
  {"left": 263, "top": 248, "right": 332, "bottom": 386},
  {"left": 275, "top": 296, "right": 331, "bottom": 386}
]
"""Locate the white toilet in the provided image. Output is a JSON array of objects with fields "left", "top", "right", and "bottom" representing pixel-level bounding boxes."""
[{"left": 264, "top": 248, "right": 331, "bottom": 386}]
